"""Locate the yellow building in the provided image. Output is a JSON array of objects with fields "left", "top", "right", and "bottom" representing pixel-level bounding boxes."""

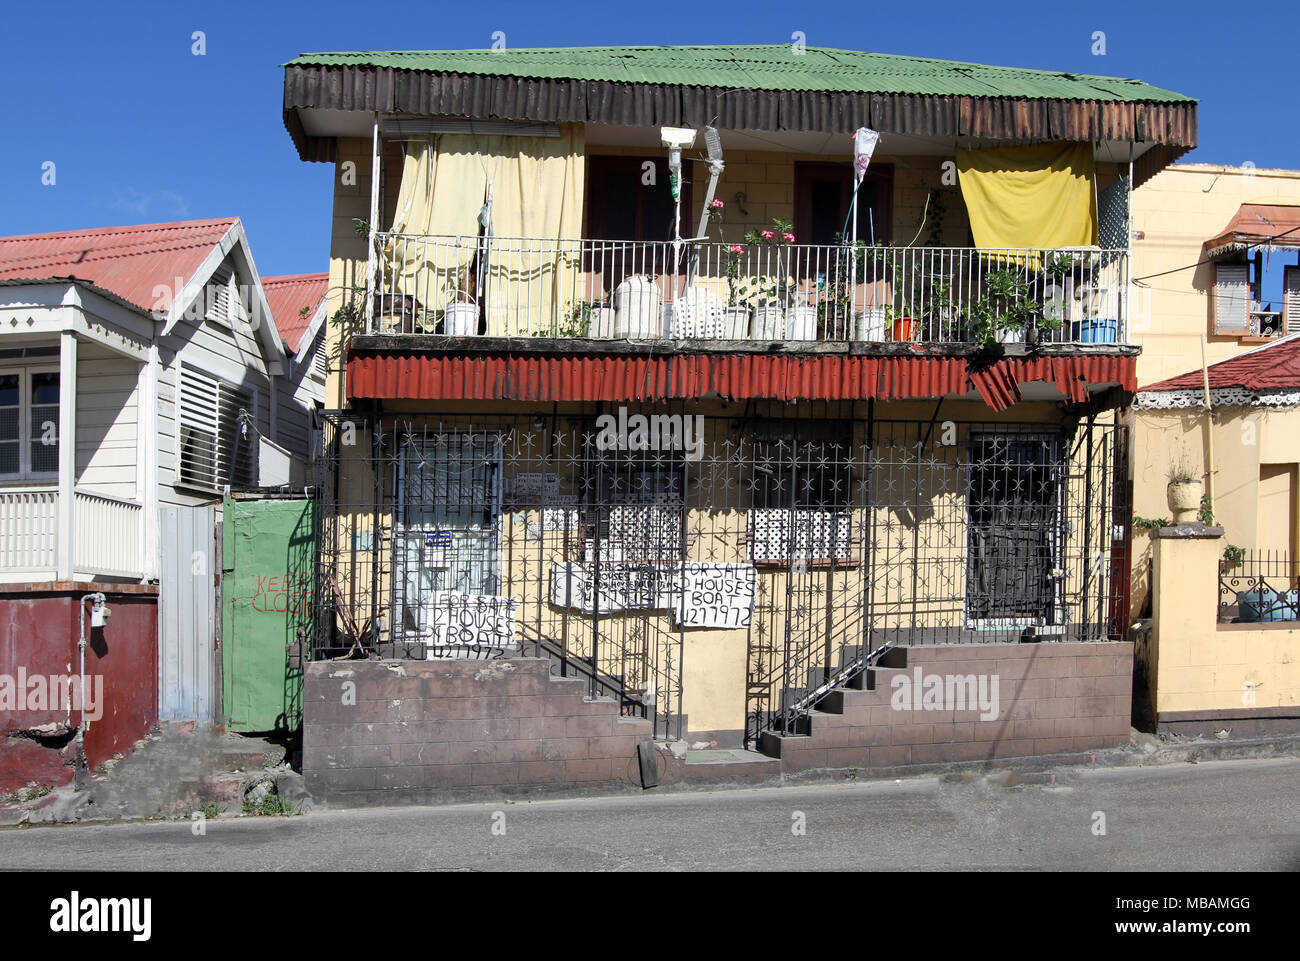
[
  {"left": 1126, "top": 165, "right": 1300, "bottom": 620},
  {"left": 286, "top": 45, "right": 1195, "bottom": 765}
]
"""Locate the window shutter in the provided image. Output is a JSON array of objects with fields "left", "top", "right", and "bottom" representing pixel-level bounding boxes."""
[
  {"left": 179, "top": 365, "right": 255, "bottom": 491},
  {"left": 1285, "top": 266, "right": 1300, "bottom": 336},
  {"left": 1213, "top": 263, "right": 1249, "bottom": 335}
]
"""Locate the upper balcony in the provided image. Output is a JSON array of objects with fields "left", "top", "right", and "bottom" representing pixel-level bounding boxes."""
[{"left": 364, "top": 232, "right": 1131, "bottom": 346}]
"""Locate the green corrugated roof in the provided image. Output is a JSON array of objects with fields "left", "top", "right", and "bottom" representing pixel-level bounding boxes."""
[{"left": 284, "top": 44, "right": 1194, "bottom": 103}]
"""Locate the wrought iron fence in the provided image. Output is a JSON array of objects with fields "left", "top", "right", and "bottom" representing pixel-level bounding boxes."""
[
  {"left": 311, "top": 406, "right": 1129, "bottom": 745},
  {"left": 1219, "top": 550, "right": 1300, "bottom": 622},
  {"left": 366, "top": 232, "right": 1129, "bottom": 345}
]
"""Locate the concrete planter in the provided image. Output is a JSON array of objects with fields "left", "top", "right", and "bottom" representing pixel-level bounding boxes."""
[{"left": 1167, "top": 479, "right": 1203, "bottom": 522}]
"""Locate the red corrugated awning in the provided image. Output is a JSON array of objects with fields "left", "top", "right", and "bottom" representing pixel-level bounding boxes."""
[{"left": 347, "top": 350, "right": 1135, "bottom": 412}]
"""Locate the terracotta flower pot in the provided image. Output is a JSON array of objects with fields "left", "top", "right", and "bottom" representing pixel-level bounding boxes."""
[{"left": 891, "top": 317, "right": 916, "bottom": 342}]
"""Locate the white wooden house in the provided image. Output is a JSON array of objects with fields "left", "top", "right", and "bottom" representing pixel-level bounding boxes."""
[{"left": 0, "top": 218, "right": 324, "bottom": 584}]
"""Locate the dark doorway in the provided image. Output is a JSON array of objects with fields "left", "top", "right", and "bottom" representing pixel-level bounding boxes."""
[
  {"left": 965, "top": 431, "right": 1063, "bottom": 624},
  {"left": 795, "top": 162, "right": 893, "bottom": 246},
  {"left": 585, "top": 156, "right": 692, "bottom": 241}
]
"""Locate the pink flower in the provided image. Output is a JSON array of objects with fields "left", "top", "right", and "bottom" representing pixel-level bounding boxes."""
[
  {"left": 782, "top": 232, "right": 795, "bottom": 242},
  {"left": 729, "top": 245, "right": 744, "bottom": 253},
  {"left": 711, "top": 199, "right": 724, "bottom": 208},
  {"left": 761, "top": 229, "right": 775, "bottom": 240}
]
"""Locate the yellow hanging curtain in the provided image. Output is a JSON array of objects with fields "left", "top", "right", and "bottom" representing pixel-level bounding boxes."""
[
  {"left": 956, "top": 142, "right": 1098, "bottom": 255},
  {"left": 384, "top": 125, "right": 585, "bottom": 335}
]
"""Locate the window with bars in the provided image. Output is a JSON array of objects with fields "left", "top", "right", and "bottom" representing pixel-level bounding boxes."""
[
  {"left": 581, "top": 445, "right": 685, "bottom": 564},
  {"left": 0, "top": 367, "right": 59, "bottom": 478},
  {"left": 748, "top": 420, "right": 853, "bottom": 563},
  {"left": 177, "top": 365, "right": 256, "bottom": 491},
  {"left": 394, "top": 430, "right": 502, "bottom": 639}
]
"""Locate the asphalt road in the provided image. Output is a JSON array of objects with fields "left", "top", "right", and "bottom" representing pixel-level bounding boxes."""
[{"left": 1, "top": 757, "right": 1297, "bottom": 871}]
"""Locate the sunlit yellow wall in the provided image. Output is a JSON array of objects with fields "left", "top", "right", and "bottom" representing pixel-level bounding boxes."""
[
  {"left": 1149, "top": 529, "right": 1300, "bottom": 715},
  {"left": 1130, "top": 163, "right": 1300, "bottom": 387},
  {"left": 1129, "top": 405, "right": 1300, "bottom": 617}
]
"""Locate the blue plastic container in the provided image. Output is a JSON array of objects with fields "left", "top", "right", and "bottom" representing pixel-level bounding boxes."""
[{"left": 1071, "top": 318, "right": 1118, "bottom": 343}]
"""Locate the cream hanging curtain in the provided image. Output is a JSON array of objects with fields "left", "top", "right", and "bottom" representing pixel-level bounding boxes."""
[{"left": 385, "top": 124, "right": 585, "bottom": 335}]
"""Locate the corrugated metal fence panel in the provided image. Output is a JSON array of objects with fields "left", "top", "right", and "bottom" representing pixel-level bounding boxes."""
[{"left": 158, "top": 505, "right": 216, "bottom": 722}]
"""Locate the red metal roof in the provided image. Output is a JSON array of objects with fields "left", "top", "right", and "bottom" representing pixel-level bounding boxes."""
[
  {"left": 262, "top": 272, "right": 327, "bottom": 353},
  {"left": 347, "top": 350, "right": 1134, "bottom": 412},
  {"left": 1142, "top": 335, "right": 1300, "bottom": 393},
  {"left": 0, "top": 218, "right": 238, "bottom": 314}
]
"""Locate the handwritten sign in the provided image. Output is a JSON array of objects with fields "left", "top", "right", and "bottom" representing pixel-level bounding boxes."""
[
  {"left": 549, "top": 562, "right": 755, "bottom": 630},
  {"left": 424, "top": 590, "right": 521, "bottom": 657},
  {"left": 252, "top": 571, "right": 313, "bottom": 615},
  {"left": 671, "top": 565, "right": 756, "bottom": 629}
]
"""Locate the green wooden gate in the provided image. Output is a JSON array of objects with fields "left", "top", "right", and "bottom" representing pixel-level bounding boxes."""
[{"left": 221, "top": 497, "right": 315, "bottom": 732}]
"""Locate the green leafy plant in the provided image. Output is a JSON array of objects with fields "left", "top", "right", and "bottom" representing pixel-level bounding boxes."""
[
  {"left": 968, "top": 268, "right": 1043, "bottom": 345},
  {"left": 1132, "top": 515, "right": 1171, "bottom": 531},
  {"left": 1198, "top": 493, "right": 1216, "bottom": 525},
  {"left": 244, "top": 791, "right": 294, "bottom": 816},
  {"left": 1223, "top": 544, "right": 1246, "bottom": 566},
  {"left": 199, "top": 801, "right": 221, "bottom": 819}
]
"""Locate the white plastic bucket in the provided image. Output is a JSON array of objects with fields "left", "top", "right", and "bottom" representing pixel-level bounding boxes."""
[
  {"left": 786, "top": 305, "right": 818, "bottom": 341},
  {"left": 443, "top": 300, "right": 478, "bottom": 336}
]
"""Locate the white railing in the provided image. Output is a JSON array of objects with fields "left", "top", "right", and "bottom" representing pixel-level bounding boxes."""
[
  {"left": 368, "top": 233, "right": 1130, "bottom": 345},
  {"left": 73, "top": 490, "right": 142, "bottom": 579},
  {"left": 0, "top": 488, "right": 143, "bottom": 579},
  {"left": 0, "top": 487, "right": 58, "bottom": 572}
]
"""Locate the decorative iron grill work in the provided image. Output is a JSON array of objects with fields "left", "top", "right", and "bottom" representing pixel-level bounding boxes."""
[
  {"left": 311, "top": 405, "right": 1129, "bottom": 746},
  {"left": 1219, "top": 550, "right": 1300, "bottom": 623}
]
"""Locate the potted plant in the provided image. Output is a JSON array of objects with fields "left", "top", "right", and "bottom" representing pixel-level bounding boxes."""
[
  {"left": 561, "top": 299, "right": 614, "bottom": 338},
  {"left": 744, "top": 220, "right": 799, "bottom": 340},
  {"left": 967, "top": 268, "right": 1055, "bottom": 346},
  {"left": 722, "top": 245, "right": 753, "bottom": 339},
  {"left": 442, "top": 268, "right": 478, "bottom": 336},
  {"left": 1166, "top": 455, "right": 1203, "bottom": 523}
]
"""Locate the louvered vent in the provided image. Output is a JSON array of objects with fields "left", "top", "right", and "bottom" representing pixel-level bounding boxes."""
[
  {"left": 178, "top": 364, "right": 256, "bottom": 491},
  {"left": 206, "top": 267, "right": 234, "bottom": 326}
]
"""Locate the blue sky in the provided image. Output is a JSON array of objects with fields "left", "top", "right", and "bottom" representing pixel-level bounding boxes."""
[{"left": 1, "top": 0, "right": 1295, "bottom": 278}]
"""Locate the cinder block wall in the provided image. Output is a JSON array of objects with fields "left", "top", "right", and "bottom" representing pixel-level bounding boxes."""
[
  {"left": 769, "top": 641, "right": 1134, "bottom": 772},
  {"left": 304, "top": 658, "right": 653, "bottom": 804}
]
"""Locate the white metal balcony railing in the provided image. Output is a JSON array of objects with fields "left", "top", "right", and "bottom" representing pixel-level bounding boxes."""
[
  {"left": 0, "top": 487, "right": 143, "bottom": 578},
  {"left": 368, "top": 233, "right": 1131, "bottom": 346}
]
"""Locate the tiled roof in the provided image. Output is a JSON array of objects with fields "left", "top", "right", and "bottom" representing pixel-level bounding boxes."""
[
  {"left": 286, "top": 45, "right": 1193, "bottom": 103},
  {"left": 0, "top": 218, "right": 238, "bottom": 314},
  {"left": 262, "top": 272, "right": 328, "bottom": 354},
  {"left": 1142, "top": 335, "right": 1300, "bottom": 392}
]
